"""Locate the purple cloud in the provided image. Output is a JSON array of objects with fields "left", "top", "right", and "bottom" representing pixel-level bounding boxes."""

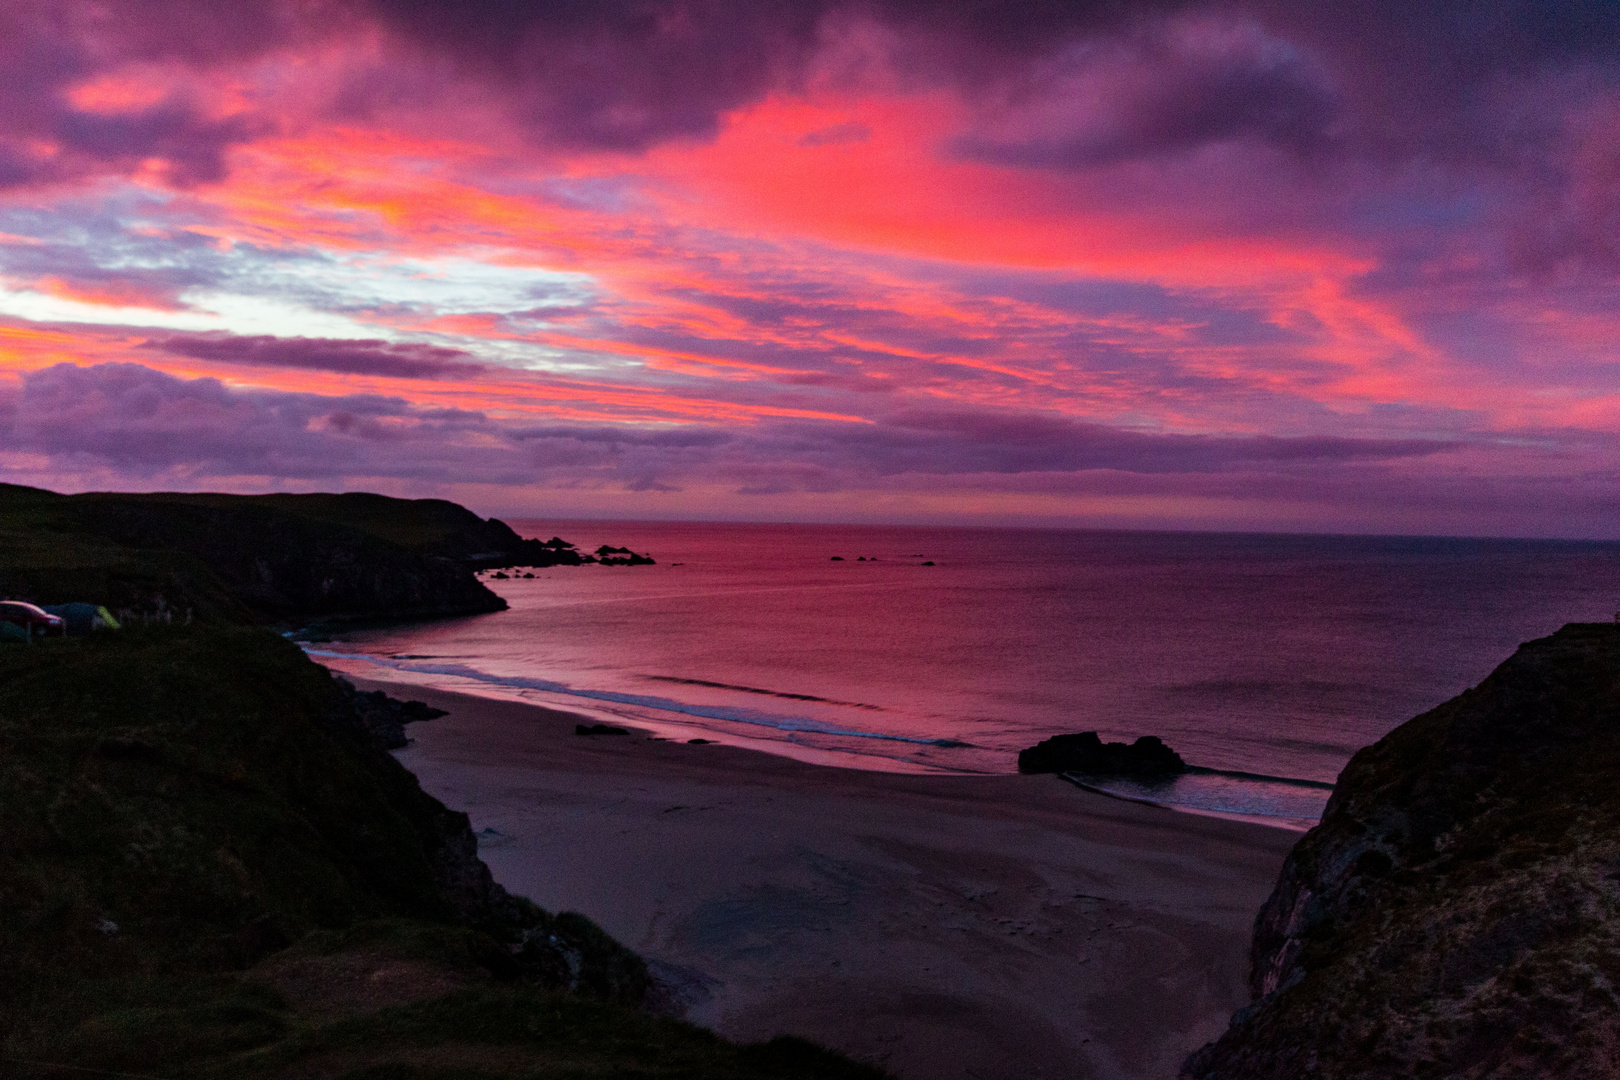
[
  {"left": 5, "top": 362, "right": 1617, "bottom": 536},
  {"left": 0, "top": 3, "right": 283, "bottom": 190},
  {"left": 143, "top": 331, "right": 483, "bottom": 380},
  {"left": 358, "top": 0, "right": 825, "bottom": 151},
  {"left": 953, "top": 19, "right": 1340, "bottom": 167},
  {"left": 0, "top": 2, "right": 1613, "bottom": 273},
  {"left": 0, "top": 360, "right": 1465, "bottom": 485}
]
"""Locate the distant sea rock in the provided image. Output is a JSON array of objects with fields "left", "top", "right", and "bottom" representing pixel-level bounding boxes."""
[
  {"left": 1017, "top": 731, "right": 1187, "bottom": 776},
  {"left": 1183, "top": 623, "right": 1620, "bottom": 1079}
]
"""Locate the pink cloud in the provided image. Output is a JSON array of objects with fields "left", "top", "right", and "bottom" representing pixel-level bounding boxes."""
[{"left": 0, "top": 3, "right": 1615, "bottom": 534}]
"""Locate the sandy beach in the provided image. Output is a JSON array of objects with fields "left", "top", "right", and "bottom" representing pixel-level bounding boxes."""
[{"left": 357, "top": 677, "right": 1297, "bottom": 1080}]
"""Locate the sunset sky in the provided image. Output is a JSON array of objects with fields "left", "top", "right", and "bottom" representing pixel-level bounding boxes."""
[{"left": 0, "top": 1, "right": 1617, "bottom": 535}]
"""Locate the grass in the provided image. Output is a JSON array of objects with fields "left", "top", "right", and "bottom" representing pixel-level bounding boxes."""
[{"left": 0, "top": 483, "right": 248, "bottom": 623}]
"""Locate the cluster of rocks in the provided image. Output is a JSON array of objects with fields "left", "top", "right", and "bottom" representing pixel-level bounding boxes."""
[
  {"left": 830, "top": 555, "right": 935, "bottom": 565},
  {"left": 335, "top": 677, "right": 447, "bottom": 750},
  {"left": 594, "top": 545, "right": 655, "bottom": 566},
  {"left": 1017, "top": 731, "right": 1187, "bottom": 777},
  {"left": 481, "top": 542, "right": 655, "bottom": 576}
]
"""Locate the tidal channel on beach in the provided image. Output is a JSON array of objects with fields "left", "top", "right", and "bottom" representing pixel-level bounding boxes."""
[{"left": 309, "top": 523, "right": 1620, "bottom": 830}]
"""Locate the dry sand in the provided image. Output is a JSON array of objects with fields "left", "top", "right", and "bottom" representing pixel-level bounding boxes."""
[{"left": 357, "top": 678, "right": 1297, "bottom": 1080}]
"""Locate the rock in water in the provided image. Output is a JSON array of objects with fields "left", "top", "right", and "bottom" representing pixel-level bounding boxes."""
[
  {"left": 1183, "top": 623, "right": 1620, "bottom": 1080},
  {"left": 1017, "top": 731, "right": 1186, "bottom": 776}
]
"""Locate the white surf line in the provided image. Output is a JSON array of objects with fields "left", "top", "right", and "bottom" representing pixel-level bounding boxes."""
[{"left": 1057, "top": 773, "right": 1318, "bottom": 832}]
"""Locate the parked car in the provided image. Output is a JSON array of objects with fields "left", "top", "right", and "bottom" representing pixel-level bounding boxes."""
[{"left": 0, "top": 601, "right": 66, "bottom": 642}]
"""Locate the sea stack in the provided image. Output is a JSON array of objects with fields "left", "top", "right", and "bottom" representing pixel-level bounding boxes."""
[{"left": 1017, "top": 731, "right": 1187, "bottom": 777}]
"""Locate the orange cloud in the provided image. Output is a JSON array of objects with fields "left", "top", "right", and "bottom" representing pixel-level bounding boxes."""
[{"left": 25, "top": 276, "right": 187, "bottom": 311}]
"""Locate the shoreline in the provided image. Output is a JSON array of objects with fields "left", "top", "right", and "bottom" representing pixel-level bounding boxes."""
[
  {"left": 1058, "top": 774, "right": 1318, "bottom": 833},
  {"left": 346, "top": 671, "right": 1297, "bottom": 1080},
  {"left": 311, "top": 649, "right": 1336, "bottom": 827}
]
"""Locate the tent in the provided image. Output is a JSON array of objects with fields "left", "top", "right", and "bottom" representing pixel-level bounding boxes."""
[{"left": 42, "top": 603, "right": 121, "bottom": 636}]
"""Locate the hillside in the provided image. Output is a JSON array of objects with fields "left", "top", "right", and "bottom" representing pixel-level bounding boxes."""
[
  {"left": 0, "top": 484, "right": 578, "bottom": 625},
  {"left": 0, "top": 625, "right": 884, "bottom": 1080},
  {"left": 1183, "top": 623, "right": 1620, "bottom": 1078}
]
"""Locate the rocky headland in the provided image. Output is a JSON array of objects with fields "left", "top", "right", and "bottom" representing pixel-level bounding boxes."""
[
  {"left": 1184, "top": 622, "right": 1620, "bottom": 1079},
  {"left": 0, "top": 484, "right": 652, "bottom": 627}
]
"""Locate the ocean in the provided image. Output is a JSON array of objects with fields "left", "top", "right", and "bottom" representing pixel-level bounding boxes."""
[{"left": 307, "top": 523, "right": 1620, "bottom": 830}]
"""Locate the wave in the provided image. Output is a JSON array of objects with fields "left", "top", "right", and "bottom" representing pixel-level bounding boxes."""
[
  {"left": 303, "top": 649, "right": 972, "bottom": 749},
  {"left": 1184, "top": 765, "right": 1337, "bottom": 790},
  {"left": 1066, "top": 768, "right": 1332, "bottom": 830},
  {"left": 639, "top": 674, "right": 886, "bottom": 711}
]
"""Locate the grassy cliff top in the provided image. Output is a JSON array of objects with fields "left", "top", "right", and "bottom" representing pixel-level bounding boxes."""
[
  {"left": 65, "top": 488, "right": 529, "bottom": 554},
  {"left": 0, "top": 625, "right": 885, "bottom": 1080},
  {"left": 0, "top": 484, "right": 523, "bottom": 554}
]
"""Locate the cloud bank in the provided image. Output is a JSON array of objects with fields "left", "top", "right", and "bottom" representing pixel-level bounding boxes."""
[{"left": 0, "top": 2, "right": 1614, "bottom": 535}]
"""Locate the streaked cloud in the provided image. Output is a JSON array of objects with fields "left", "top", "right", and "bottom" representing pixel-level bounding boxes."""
[{"left": 0, "top": 2, "right": 1614, "bottom": 535}]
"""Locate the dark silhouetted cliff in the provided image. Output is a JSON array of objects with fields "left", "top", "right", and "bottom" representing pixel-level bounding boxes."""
[
  {"left": 0, "top": 485, "right": 584, "bottom": 624},
  {"left": 1184, "top": 623, "right": 1620, "bottom": 1079}
]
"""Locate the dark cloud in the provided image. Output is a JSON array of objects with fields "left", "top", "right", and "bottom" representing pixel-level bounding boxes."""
[
  {"left": 315, "top": 2, "right": 1620, "bottom": 275},
  {"left": 358, "top": 0, "right": 826, "bottom": 150},
  {"left": 143, "top": 332, "right": 483, "bottom": 380},
  {"left": 0, "top": 4, "right": 288, "bottom": 190},
  {"left": 342, "top": 0, "right": 1620, "bottom": 170},
  {"left": 0, "top": 1, "right": 1614, "bottom": 274},
  {"left": 953, "top": 20, "right": 1340, "bottom": 167}
]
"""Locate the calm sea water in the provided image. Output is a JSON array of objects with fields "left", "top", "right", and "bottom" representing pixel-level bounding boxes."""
[{"left": 308, "top": 523, "right": 1620, "bottom": 829}]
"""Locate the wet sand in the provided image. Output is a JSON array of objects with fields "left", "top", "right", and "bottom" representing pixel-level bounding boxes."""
[{"left": 357, "top": 677, "right": 1296, "bottom": 1080}]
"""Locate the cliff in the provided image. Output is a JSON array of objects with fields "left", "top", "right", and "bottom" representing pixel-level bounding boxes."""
[
  {"left": 1184, "top": 623, "right": 1620, "bottom": 1079},
  {"left": 0, "top": 625, "right": 884, "bottom": 1079},
  {"left": 0, "top": 484, "right": 566, "bottom": 624}
]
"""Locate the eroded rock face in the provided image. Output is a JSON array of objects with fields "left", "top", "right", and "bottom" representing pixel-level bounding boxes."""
[
  {"left": 337, "top": 678, "right": 447, "bottom": 750},
  {"left": 1183, "top": 623, "right": 1620, "bottom": 1080},
  {"left": 317, "top": 670, "right": 648, "bottom": 1004}
]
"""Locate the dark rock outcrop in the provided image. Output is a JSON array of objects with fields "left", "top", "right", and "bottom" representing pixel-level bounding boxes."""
[
  {"left": 1018, "top": 731, "right": 1187, "bottom": 776},
  {"left": 336, "top": 677, "right": 448, "bottom": 750},
  {"left": 594, "top": 545, "right": 655, "bottom": 566},
  {"left": 1183, "top": 623, "right": 1620, "bottom": 1079}
]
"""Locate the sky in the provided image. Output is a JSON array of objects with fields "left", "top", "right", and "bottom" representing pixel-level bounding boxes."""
[{"left": 0, "top": 1, "right": 1617, "bottom": 536}]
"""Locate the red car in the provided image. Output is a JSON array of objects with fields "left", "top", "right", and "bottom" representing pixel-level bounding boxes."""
[{"left": 0, "top": 601, "right": 65, "bottom": 639}]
